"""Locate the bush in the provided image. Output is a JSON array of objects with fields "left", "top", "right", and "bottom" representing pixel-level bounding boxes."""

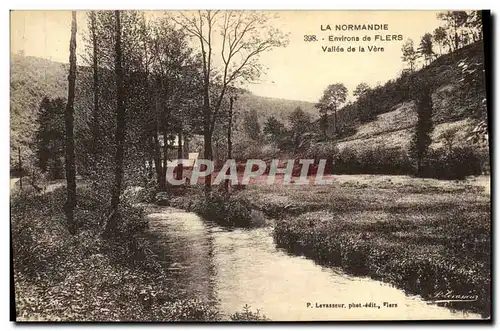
[
  {"left": 233, "top": 142, "right": 280, "bottom": 161},
  {"left": 230, "top": 304, "right": 269, "bottom": 321},
  {"left": 332, "top": 144, "right": 482, "bottom": 179},
  {"left": 191, "top": 193, "right": 254, "bottom": 228},
  {"left": 334, "top": 146, "right": 412, "bottom": 175},
  {"left": 423, "top": 146, "right": 482, "bottom": 180}
]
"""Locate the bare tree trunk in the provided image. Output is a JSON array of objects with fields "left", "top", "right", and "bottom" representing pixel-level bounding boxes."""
[
  {"left": 183, "top": 135, "right": 189, "bottom": 159},
  {"left": 203, "top": 128, "right": 213, "bottom": 194},
  {"left": 224, "top": 97, "right": 234, "bottom": 193},
  {"left": 321, "top": 113, "right": 328, "bottom": 140},
  {"left": 153, "top": 133, "right": 163, "bottom": 190},
  {"left": 153, "top": 87, "right": 164, "bottom": 190},
  {"left": 162, "top": 129, "right": 169, "bottom": 189},
  {"left": 18, "top": 147, "right": 22, "bottom": 190},
  {"left": 176, "top": 131, "right": 183, "bottom": 180},
  {"left": 65, "top": 11, "right": 78, "bottom": 235},
  {"left": 333, "top": 106, "right": 338, "bottom": 137},
  {"left": 91, "top": 11, "right": 100, "bottom": 160},
  {"left": 105, "top": 10, "right": 126, "bottom": 237},
  {"left": 203, "top": 84, "right": 212, "bottom": 195},
  {"left": 161, "top": 108, "right": 171, "bottom": 189}
]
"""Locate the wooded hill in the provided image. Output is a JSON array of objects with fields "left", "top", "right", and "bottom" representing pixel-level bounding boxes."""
[
  {"left": 10, "top": 54, "right": 316, "bottom": 168},
  {"left": 10, "top": 40, "right": 487, "bottom": 170},
  {"left": 333, "top": 41, "right": 488, "bottom": 153}
]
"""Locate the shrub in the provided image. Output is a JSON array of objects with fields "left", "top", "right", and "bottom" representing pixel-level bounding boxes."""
[
  {"left": 230, "top": 304, "right": 269, "bottom": 321},
  {"left": 157, "top": 299, "right": 220, "bottom": 321},
  {"left": 423, "top": 146, "right": 482, "bottom": 179},
  {"left": 334, "top": 146, "right": 412, "bottom": 175},
  {"left": 191, "top": 193, "right": 254, "bottom": 228}
]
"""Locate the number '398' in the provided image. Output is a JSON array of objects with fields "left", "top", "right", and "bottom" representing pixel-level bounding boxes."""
[{"left": 304, "top": 35, "right": 317, "bottom": 41}]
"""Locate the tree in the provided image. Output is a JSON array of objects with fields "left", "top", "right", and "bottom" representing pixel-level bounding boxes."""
[
  {"left": 64, "top": 11, "right": 77, "bottom": 235},
  {"left": 439, "top": 126, "right": 460, "bottom": 155},
  {"left": 288, "top": 107, "right": 311, "bottom": 152},
  {"left": 36, "top": 97, "right": 65, "bottom": 179},
  {"left": 316, "top": 83, "right": 348, "bottom": 138},
  {"left": 243, "top": 109, "right": 261, "bottom": 141},
  {"left": 401, "top": 39, "right": 419, "bottom": 72},
  {"left": 148, "top": 17, "right": 201, "bottom": 190},
  {"left": 89, "top": 11, "right": 100, "bottom": 160},
  {"left": 263, "top": 116, "right": 285, "bottom": 144},
  {"left": 172, "top": 11, "right": 288, "bottom": 194},
  {"left": 409, "top": 83, "right": 434, "bottom": 177},
  {"left": 105, "top": 10, "right": 126, "bottom": 237},
  {"left": 353, "top": 82, "right": 370, "bottom": 99},
  {"left": 437, "top": 11, "right": 469, "bottom": 51},
  {"left": 433, "top": 26, "right": 448, "bottom": 55},
  {"left": 80, "top": 11, "right": 152, "bottom": 184},
  {"left": 457, "top": 55, "right": 488, "bottom": 146},
  {"left": 418, "top": 33, "right": 434, "bottom": 65},
  {"left": 466, "top": 10, "right": 483, "bottom": 42},
  {"left": 224, "top": 95, "right": 236, "bottom": 193}
]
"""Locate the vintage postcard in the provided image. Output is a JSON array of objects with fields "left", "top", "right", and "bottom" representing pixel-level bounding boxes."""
[{"left": 10, "top": 10, "right": 491, "bottom": 322}]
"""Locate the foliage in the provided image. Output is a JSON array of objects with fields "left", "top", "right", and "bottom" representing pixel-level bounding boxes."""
[
  {"left": 35, "top": 97, "right": 66, "bottom": 179},
  {"left": 316, "top": 83, "right": 348, "bottom": 138},
  {"left": 190, "top": 192, "right": 254, "bottom": 228},
  {"left": 335, "top": 145, "right": 412, "bottom": 175},
  {"left": 418, "top": 33, "right": 434, "bottom": 65},
  {"left": 408, "top": 82, "right": 434, "bottom": 176},
  {"left": 10, "top": 55, "right": 67, "bottom": 169},
  {"left": 424, "top": 146, "right": 482, "bottom": 180},
  {"left": 353, "top": 82, "right": 370, "bottom": 99},
  {"left": 437, "top": 11, "right": 470, "bottom": 51},
  {"left": 288, "top": 107, "right": 314, "bottom": 152},
  {"left": 433, "top": 26, "right": 448, "bottom": 54},
  {"left": 230, "top": 304, "right": 269, "bottom": 321},
  {"left": 401, "top": 39, "right": 419, "bottom": 72},
  {"left": 172, "top": 11, "right": 289, "bottom": 192},
  {"left": 263, "top": 116, "right": 286, "bottom": 145},
  {"left": 304, "top": 141, "right": 338, "bottom": 161},
  {"left": 456, "top": 57, "right": 488, "bottom": 145},
  {"left": 242, "top": 109, "right": 262, "bottom": 142}
]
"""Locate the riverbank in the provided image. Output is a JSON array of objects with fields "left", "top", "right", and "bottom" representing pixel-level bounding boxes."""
[
  {"left": 158, "top": 187, "right": 269, "bottom": 228},
  {"left": 234, "top": 175, "right": 491, "bottom": 317},
  {"left": 11, "top": 185, "right": 225, "bottom": 321}
]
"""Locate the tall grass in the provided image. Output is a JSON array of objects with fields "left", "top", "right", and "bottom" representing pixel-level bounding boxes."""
[{"left": 273, "top": 206, "right": 490, "bottom": 317}]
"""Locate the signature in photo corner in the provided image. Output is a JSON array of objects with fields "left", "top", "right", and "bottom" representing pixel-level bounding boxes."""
[{"left": 428, "top": 290, "right": 479, "bottom": 303}]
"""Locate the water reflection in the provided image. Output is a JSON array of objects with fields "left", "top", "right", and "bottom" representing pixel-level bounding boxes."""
[{"left": 146, "top": 206, "right": 482, "bottom": 321}]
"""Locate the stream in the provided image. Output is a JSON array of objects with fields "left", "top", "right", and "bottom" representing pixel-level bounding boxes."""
[{"left": 145, "top": 205, "right": 481, "bottom": 321}]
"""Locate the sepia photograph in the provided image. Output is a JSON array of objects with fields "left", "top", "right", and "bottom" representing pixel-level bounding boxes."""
[{"left": 9, "top": 9, "right": 491, "bottom": 322}]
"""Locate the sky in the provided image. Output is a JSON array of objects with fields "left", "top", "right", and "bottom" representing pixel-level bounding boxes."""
[{"left": 10, "top": 10, "right": 447, "bottom": 103}]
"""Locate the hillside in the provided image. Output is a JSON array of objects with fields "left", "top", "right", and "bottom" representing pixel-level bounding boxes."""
[
  {"left": 9, "top": 54, "right": 316, "bottom": 168},
  {"left": 236, "top": 92, "right": 317, "bottom": 124},
  {"left": 10, "top": 40, "right": 487, "bottom": 169},
  {"left": 10, "top": 55, "right": 68, "bottom": 165},
  {"left": 335, "top": 41, "right": 487, "bottom": 153}
]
